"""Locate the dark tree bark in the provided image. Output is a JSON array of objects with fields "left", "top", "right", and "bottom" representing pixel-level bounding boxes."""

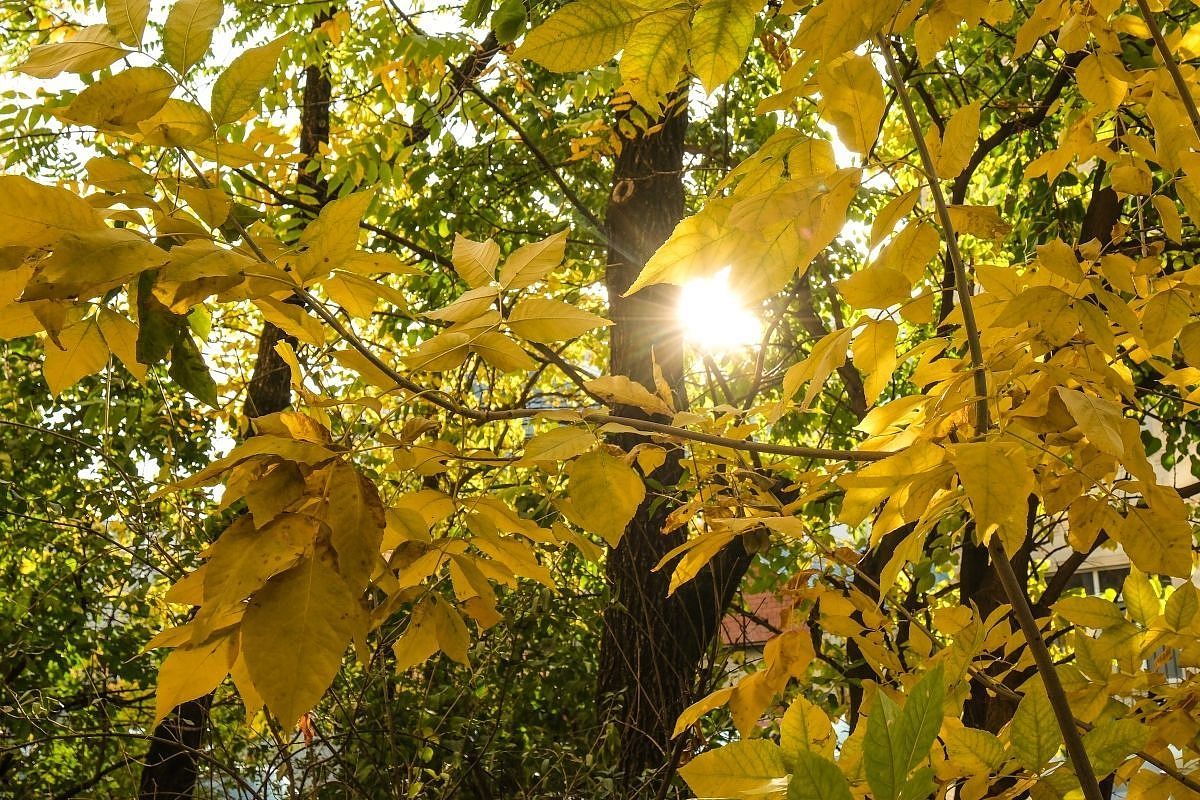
[
  {"left": 596, "top": 103, "right": 753, "bottom": 791},
  {"left": 137, "top": 11, "right": 333, "bottom": 798}
]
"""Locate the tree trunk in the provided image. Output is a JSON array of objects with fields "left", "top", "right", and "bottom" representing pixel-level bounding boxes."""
[
  {"left": 597, "top": 104, "right": 753, "bottom": 791},
  {"left": 137, "top": 13, "right": 332, "bottom": 798}
]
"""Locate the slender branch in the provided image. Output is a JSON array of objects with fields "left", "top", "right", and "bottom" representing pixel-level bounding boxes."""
[
  {"left": 879, "top": 36, "right": 989, "bottom": 434},
  {"left": 295, "top": 286, "right": 887, "bottom": 462},
  {"left": 1135, "top": 0, "right": 1200, "bottom": 140},
  {"left": 879, "top": 35, "right": 1104, "bottom": 800},
  {"left": 466, "top": 85, "right": 607, "bottom": 234}
]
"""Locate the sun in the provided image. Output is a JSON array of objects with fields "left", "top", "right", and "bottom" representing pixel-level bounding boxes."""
[{"left": 678, "top": 268, "right": 762, "bottom": 353}]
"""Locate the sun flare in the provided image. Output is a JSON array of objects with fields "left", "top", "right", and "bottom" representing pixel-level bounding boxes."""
[{"left": 678, "top": 268, "right": 762, "bottom": 353}]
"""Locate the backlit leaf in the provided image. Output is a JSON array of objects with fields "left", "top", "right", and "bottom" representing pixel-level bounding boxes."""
[
  {"left": 507, "top": 297, "right": 612, "bottom": 342},
  {"left": 210, "top": 35, "right": 288, "bottom": 125},
  {"left": 678, "top": 739, "right": 788, "bottom": 799},
  {"left": 18, "top": 25, "right": 128, "bottom": 78},
  {"left": 163, "top": 0, "right": 224, "bottom": 73},
  {"left": 690, "top": 0, "right": 761, "bottom": 93},
  {"left": 620, "top": 8, "right": 690, "bottom": 108},
  {"left": 514, "top": 0, "right": 636, "bottom": 72},
  {"left": 562, "top": 449, "right": 645, "bottom": 546},
  {"left": 950, "top": 441, "right": 1033, "bottom": 554}
]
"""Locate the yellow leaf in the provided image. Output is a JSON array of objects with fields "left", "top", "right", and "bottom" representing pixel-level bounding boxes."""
[
  {"left": 452, "top": 234, "right": 500, "bottom": 288},
  {"left": 241, "top": 555, "right": 363, "bottom": 727},
  {"left": 937, "top": 101, "right": 981, "bottom": 179},
  {"left": 1122, "top": 569, "right": 1159, "bottom": 626},
  {"left": 562, "top": 449, "right": 645, "bottom": 546},
  {"left": 210, "top": 35, "right": 288, "bottom": 125},
  {"left": 178, "top": 184, "right": 230, "bottom": 227},
  {"left": 255, "top": 297, "right": 325, "bottom": 347},
  {"left": 58, "top": 67, "right": 176, "bottom": 130},
  {"left": 950, "top": 441, "right": 1033, "bottom": 554},
  {"left": 853, "top": 318, "right": 898, "bottom": 406},
  {"left": 18, "top": 25, "right": 128, "bottom": 78},
  {"left": 470, "top": 331, "right": 537, "bottom": 372},
  {"left": 1153, "top": 195, "right": 1183, "bottom": 243},
  {"left": 86, "top": 157, "right": 155, "bottom": 193},
  {"left": 521, "top": 427, "right": 600, "bottom": 465},
  {"left": 690, "top": 0, "right": 761, "bottom": 93},
  {"left": 403, "top": 331, "right": 471, "bottom": 372},
  {"left": 507, "top": 297, "right": 611, "bottom": 342},
  {"left": 1009, "top": 684, "right": 1061, "bottom": 770},
  {"left": 293, "top": 189, "right": 374, "bottom": 282},
  {"left": 499, "top": 230, "right": 568, "bottom": 289},
  {"left": 1053, "top": 596, "right": 1126, "bottom": 629},
  {"left": 323, "top": 272, "right": 388, "bottom": 319},
  {"left": 137, "top": 99, "right": 215, "bottom": 147},
  {"left": 322, "top": 462, "right": 385, "bottom": 590},
  {"left": 1122, "top": 504, "right": 1193, "bottom": 578},
  {"left": 870, "top": 189, "right": 920, "bottom": 248},
  {"left": 424, "top": 285, "right": 499, "bottom": 323},
  {"left": 107, "top": 0, "right": 150, "bottom": 46},
  {"left": 678, "top": 740, "right": 788, "bottom": 799},
  {"left": 432, "top": 597, "right": 471, "bottom": 664},
  {"left": 97, "top": 308, "right": 146, "bottom": 380},
  {"left": 947, "top": 204, "right": 1011, "bottom": 240},
  {"left": 394, "top": 596, "right": 441, "bottom": 671},
  {"left": 163, "top": 0, "right": 224, "bottom": 73},
  {"left": 153, "top": 628, "right": 236, "bottom": 723},
  {"left": 584, "top": 374, "right": 674, "bottom": 416},
  {"left": 620, "top": 8, "right": 691, "bottom": 108},
  {"left": 1076, "top": 53, "right": 1127, "bottom": 112},
  {"left": 665, "top": 530, "right": 739, "bottom": 595},
  {"left": 674, "top": 687, "right": 735, "bottom": 737},
  {"left": 195, "top": 514, "right": 313, "bottom": 637},
  {"left": 836, "top": 266, "right": 911, "bottom": 309},
  {"left": 1056, "top": 387, "right": 1124, "bottom": 458},
  {"left": 818, "top": 54, "right": 884, "bottom": 155},
  {"left": 514, "top": 0, "right": 636, "bottom": 72},
  {"left": 0, "top": 175, "right": 104, "bottom": 250},
  {"left": 43, "top": 319, "right": 110, "bottom": 396},
  {"left": 781, "top": 697, "right": 836, "bottom": 763}
]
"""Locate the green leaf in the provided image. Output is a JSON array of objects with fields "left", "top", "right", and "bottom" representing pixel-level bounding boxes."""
[
  {"left": 1082, "top": 718, "right": 1147, "bottom": 776},
  {"left": 492, "top": 0, "right": 527, "bottom": 44},
  {"left": 513, "top": 0, "right": 636, "bottom": 73},
  {"left": 690, "top": 0, "right": 760, "bottom": 93},
  {"left": 620, "top": 8, "right": 691, "bottom": 108},
  {"left": 163, "top": 0, "right": 224, "bottom": 73},
  {"left": 678, "top": 739, "right": 788, "bottom": 799},
  {"left": 210, "top": 35, "right": 288, "bottom": 125},
  {"left": 894, "top": 664, "right": 946, "bottom": 776},
  {"left": 107, "top": 0, "right": 151, "bottom": 46},
  {"left": 169, "top": 333, "right": 218, "bottom": 406},
  {"left": 136, "top": 273, "right": 186, "bottom": 366},
  {"left": 788, "top": 750, "right": 851, "bottom": 800},
  {"left": 864, "top": 693, "right": 904, "bottom": 800},
  {"left": 18, "top": 25, "right": 128, "bottom": 78},
  {"left": 1009, "top": 684, "right": 1062, "bottom": 771},
  {"left": 241, "top": 555, "right": 363, "bottom": 727}
]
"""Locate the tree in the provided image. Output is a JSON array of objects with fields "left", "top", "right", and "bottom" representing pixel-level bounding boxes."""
[{"left": 3, "top": 0, "right": 1200, "bottom": 798}]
